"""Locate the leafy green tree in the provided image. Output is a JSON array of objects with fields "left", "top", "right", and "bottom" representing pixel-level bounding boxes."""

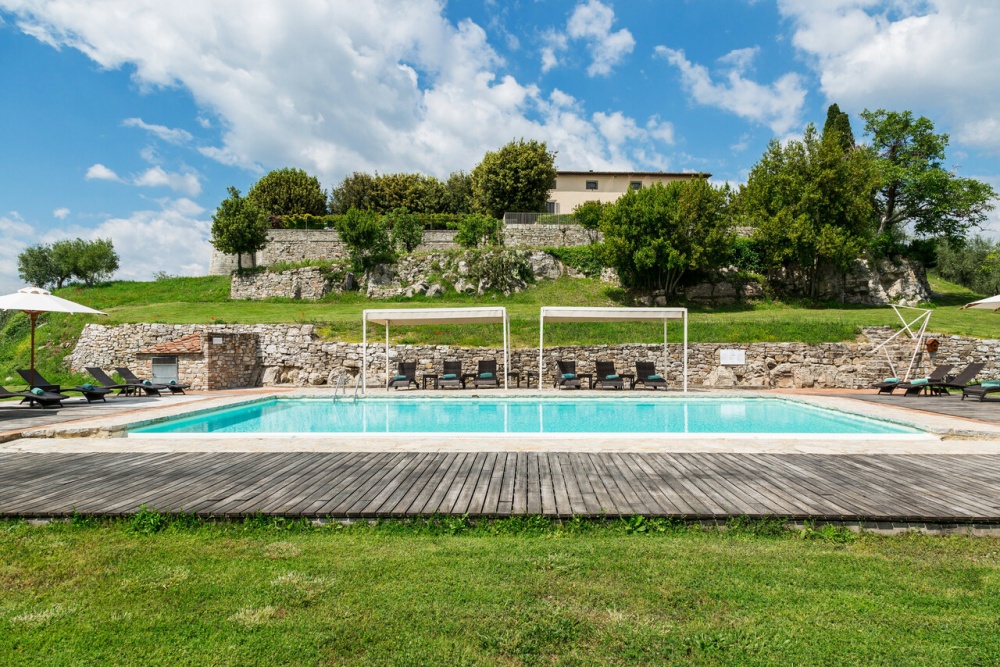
[
  {"left": 455, "top": 214, "right": 504, "bottom": 248},
  {"left": 443, "top": 171, "right": 473, "bottom": 214},
  {"left": 470, "top": 139, "right": 557, "bottom": 219},
  {"left": 48, "top": 239, "right": 81, "bottom": 289},
  {"left": 17, "top": 244, "right": 56, "bottom": 288},
  {"left": 861, "top": 109, "right": 996, "bottom": 242},
  {"left": 329, "top": 172, "right": 378, "bottom": 214},
  {"left": 211, "top": 186, "right": 269, "bottom": 271},
  {"left": 384, "top": 208, "right": 424, "bottom": 253},
  {"left": 72, "top": 238, "right": 119, "bottom": 286},
  {"left": 740, "top": 124, "right": 877, "bottom": 297},
  {"left": 600, "top": 179, "right": 732, "bottom": 295},
  {"left": 822, "top": 103, "right": 855, "bottom": 151},
  {"left": 936, "top": 236, "right": 1000, "bottom": 296},
  {"left": 334, "top": 207, "right": 395, "bottom": 274},
  {"left": 247, "top": 168, "right": 327, "bottom": 218},
  {"left": 572, "top": 200, "right": 606, "bottom": 243},
  {"left": 329, "top": 172, "right": 448, "bottom": 214}
]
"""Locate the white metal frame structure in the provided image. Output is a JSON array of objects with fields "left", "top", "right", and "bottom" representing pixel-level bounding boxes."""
[
  {"left": 362, "top": 307, "right": 510, "bottom": 392},
  {"left": 868, "top": 305, "right": 933, "bottom": 381},
  {"left": 538, "top": 306, "right": 688, "bottom": 392}
]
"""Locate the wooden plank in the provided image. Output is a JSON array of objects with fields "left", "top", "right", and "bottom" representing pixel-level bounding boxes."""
[
  {"left": 320, "top": 452, "right": 410, "bottom": 517},
  {"left": 344, "top": 454, "right": 421, "bottom": 517},
  {"left": 389, "top": 453, "right": 450, "bottom": 516},
  {"left": 495, "top": 452, "right": 518, "bottom": 516},
  {"left": 371, "top": 452, "right": 434, "bottom": 517},
  {"left": 546, "top": 453, "right": 573, "bottom": 517},
  {"left": 536, "top": 453, "right": 557, "bottom": 516},
  {"left": 479, "top": 452, "right": 508, "bottom": 516},
  {"left": 416, "top": 453, "right": 468, "bottom": 515},
  {"left": 462, "top": 452, "right": 498, "bottom": 516},
  {"left": 557, "top": 452, "right": 591, "bottom": 515},
  {"left": 512, "top": 453, "right": 528, "bottom": 515},
  {"left": 439, "top": 452, "right": 479, "bottom": 515},
  {"left": 451, "top": 452, "right": 489, "bottom": 516},
  {"left": 577, "top": 454, "right": 619, "bottom": 515},
  {"left": 596, "top": 453, "right": 648, "bottom": 515},
  {"left": 616, "top": 453, "right": 691, "bottom": 516},
  {"left": 403, "top": 453, "right": 461, "bottom": 516}
]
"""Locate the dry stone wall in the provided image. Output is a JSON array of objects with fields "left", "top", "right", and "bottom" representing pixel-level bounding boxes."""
[
  {"left": 230, "top": 267, "right": 335, "bottom": 300},
  {"left": 69, "top": 323, "right": 1000, "bottom": 390}
]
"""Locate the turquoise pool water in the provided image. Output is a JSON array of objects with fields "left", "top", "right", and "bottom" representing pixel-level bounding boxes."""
[{"left": 130, "top": 397, "right": 921, "bottom": 435}]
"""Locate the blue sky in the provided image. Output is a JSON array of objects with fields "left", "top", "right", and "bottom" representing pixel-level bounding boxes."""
[{"left": 1, "top": 0, "right": 998, "bottom": 292}]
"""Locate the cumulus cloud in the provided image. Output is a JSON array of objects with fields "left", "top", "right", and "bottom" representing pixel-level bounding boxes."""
[
  {"left": 1, "top": 0, "right": 667, "bottom": 180},
  {"left": 779, "top": 0, "right": 1000, "bottom": 151},
  {"left": 122, "top": 117, "right": 193, "bottom": 144},
  {"left": 655, "top": 45, "right": 807, "bottom": 136},
  {"left": 84, "top": 163, "right": 121, "bottom": 182},
  {"left": 133, "top": 166, "right": 202, "bottom": 196},
  {"left": 52, "top": 207, "right": 70, "bottom": 219},
  {"left": 542, "top": 0, "right": 635, "bottom": 76},
  {"left": 0, "top": 213, "right": 37, "bottom": 292}
]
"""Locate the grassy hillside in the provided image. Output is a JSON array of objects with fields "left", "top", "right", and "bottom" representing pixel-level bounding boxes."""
[{"left": 1, "top": 273, "right": 995, "bottom": 389}]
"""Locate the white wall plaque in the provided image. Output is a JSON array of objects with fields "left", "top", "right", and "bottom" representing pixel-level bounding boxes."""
[
  {"left": 213, "top": 337, "right": 224, "bottom": 344},
  {"left": 720, "top": 349, "right": 746, "bottom": 366}
]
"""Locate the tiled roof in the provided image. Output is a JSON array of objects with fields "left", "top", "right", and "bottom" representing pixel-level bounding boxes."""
[{"left": 139, "top": 333, "right": 203, "bottom": 354}]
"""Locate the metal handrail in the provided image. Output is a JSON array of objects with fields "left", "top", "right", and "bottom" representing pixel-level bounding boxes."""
[
  {"left": 352, "top": 374, "right": 361, "bottom": 401},
  {"left": 332, "top": 374, "right": 348, "bottom": 401}
]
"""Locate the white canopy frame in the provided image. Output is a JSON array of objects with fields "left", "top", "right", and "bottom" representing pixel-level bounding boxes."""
[
  {"left": 867, "top": 305, "right": 932, "bottom": 381},
  {"left": 362, "top": 307, "right": 510, "bottom": 392},
  {"left": 538, "top": 306, "right": 688, "bottom": 392}
]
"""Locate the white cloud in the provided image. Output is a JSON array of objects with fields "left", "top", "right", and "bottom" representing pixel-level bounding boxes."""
[
  {"left": 122, "top": 117, "right": 193, "bottom": 144},
  {"left": 542, "top": 0, "right": 634, "bottom": 77},
  {"left": 133, "top": 166, "right": 202, "bottom": 196},
  {"left": 84, "top": 163, "right": 122, "bottom": 182},
  {"left": 0, "top": 213, "right": 36, "bottom": 293},
  {"left": 52, "top": 207, "right": 70, "bottom": 219},
  {"left": 2, "top": 0, "right": 670, "bottom": 180},
  {"left": 779, "top": 0, "right": 1000, "bottom": 151},
  {"left": 655, "top": 45, "right": 807, "bottom": 136}
]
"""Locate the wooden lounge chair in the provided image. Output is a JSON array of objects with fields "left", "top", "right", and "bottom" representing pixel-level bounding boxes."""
[
  {"left": 634, "top": 361, "right": 668, "bottom": 390},
  {"left": 16, "top": 369, "right": 110, "bottom": 403},
  {"left": 594, "top": 360, "right": 624, "bottom": 390},
  {"left": 914, "top": 362, "right": 986, "bottom": 397},
  {"left": 0, "top": 385, "right": 68, "bottom": 408},
  {"left": 473, "top": 359, "right": 499, "bottom": 389},
  {"left": 388, "top": 362, "right": 418, "bottom": 390},
  {"left": 962, "top": 377, "right": 1000, "bottom": 401},
  {"left": 437, "top": 360, "right": 465, "bottom": 389},
  {"left": 555, "top": 360, "right": 582, "bottom": 389},
  {"left": 872, "top": 364, "right": 952, "bottom": 395},
  {"left": 117, "top": 367, "right": 189, "bottom": 394},
  {"left": 86, "top": 367, "right": 140, "bottom": 396}
]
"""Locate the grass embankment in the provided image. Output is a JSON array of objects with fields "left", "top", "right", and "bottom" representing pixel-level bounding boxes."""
[
  {"left": 1, "top": 516, "right": 998, "bottom": 666},
  {"left": 1, "top": 273, "right": 994, "bottom": 390}
]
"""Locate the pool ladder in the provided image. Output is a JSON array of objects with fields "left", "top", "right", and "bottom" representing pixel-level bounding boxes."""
[{"left": 332, "top": 374, "right": 348, "bottom": 401}]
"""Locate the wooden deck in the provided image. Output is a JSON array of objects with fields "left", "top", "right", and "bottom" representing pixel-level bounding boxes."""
[{"left": 2, "top": 451, "right": 1000, "bottom": 522}]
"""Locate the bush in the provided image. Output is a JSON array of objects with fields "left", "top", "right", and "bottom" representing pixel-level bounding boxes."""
[
  {"left": 467, "top": 249, "right": 534, "bottom": 294},
  {"left": 385, "top": 208, "right": 424, "bottom": 253},
  {"left": 936, "top": 236, "right": 1000, "bottom": 295},
  {"left": 334, "top": 208, "right": 396, "bottom": 274},
  {"left": 273, "top": 212, "right": 466, "bottom": 231},
  {"left": 544, "top": 245, "right": 605, "bottom": 277},
  {"left": 728, "top": 237, "right": 764, "bottom": 274},
  {"left": 455, "top": 214, "right": 503, "bottom": 248}
]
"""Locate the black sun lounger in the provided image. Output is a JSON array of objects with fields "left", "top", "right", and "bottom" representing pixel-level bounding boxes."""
[
  {"left": 86, "top": 367, "right": 138, "bottom": 396},
  {"left": 473, "top": 359, "right": 499, "bottom": 389},
  {"left": 872, "top": 364, "right": 952, "bottom": 395},
  {"left": 388, "top": 362, "right": 419, "bottom": 390},
  {"left": 0, "top": 385, "right": 68, "bottom": 408},
  {"left": 555, "top": 360, "right": 582, "bottom": 389},
  {"left": 594, "top": 361, "right": 625, "bottom": 390},
  {"left": 437, "top": 360, "right": 465, "bottom": 389},
  {"left": 634, "top": 361, "right": 668, "bottom": 390},
  {"left": 117, "top": 367, "right": 189, "bottom": 394},
  {"left": 16, "top": 369, "right": 110, "bottom": 403},
  {"left": 903, "top": 362, "right": 985, "bottom": 397}
]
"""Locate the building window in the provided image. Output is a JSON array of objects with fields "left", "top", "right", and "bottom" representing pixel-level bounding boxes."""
[
  {"left": 630, "top": 181, "right": 642, "bottom": 190},
  {"left": 546, "top": 201, "right": 558, "bottom": 214},
  {"left": 585, "top": 180, "right": 598, "bottom": 190}
]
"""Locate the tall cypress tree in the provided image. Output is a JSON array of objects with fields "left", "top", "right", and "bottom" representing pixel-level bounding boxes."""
[{"left": 822, "top": 103, "right": 855, "bottom": 151}]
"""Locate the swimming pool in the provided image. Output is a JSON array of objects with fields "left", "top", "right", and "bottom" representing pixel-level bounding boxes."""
[{"left": 129, "top": 396, "right": 923, "bottom": 437}]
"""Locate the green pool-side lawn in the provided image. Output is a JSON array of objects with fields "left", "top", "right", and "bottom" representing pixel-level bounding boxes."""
[
  {"left": 2, "top": 517, "right": 999, "bottom": 666},
  {"left": 1, "top": 273, "right": 994, "bottom": 390}
]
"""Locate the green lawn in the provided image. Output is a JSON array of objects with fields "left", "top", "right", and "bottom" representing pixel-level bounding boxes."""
[
  {"left": 2, "top": 517, "right": 999, "bottom": 666},
  {"left": 2, "top": 273, "right": 996, "bottom": 390}
]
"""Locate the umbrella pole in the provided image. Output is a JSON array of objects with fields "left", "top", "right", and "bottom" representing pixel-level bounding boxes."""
[{"left": 28, "top": 312, "right": 37, "bottom": 388}]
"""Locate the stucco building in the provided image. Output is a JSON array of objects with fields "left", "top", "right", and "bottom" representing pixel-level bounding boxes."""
[{"left": 546, "top": 170, "right": 710, "bottom": 214}]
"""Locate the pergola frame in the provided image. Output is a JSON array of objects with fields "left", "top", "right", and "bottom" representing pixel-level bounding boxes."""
[
  {"left": 362, "top": 307, "right": 510, "bottom": 392},
  {"left": 538, "top": 306, "right": 688, "bottom": 392}
]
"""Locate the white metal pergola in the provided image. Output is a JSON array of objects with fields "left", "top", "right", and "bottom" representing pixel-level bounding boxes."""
[
  {"left": 538, "top": 306, "right": 688, "bottom": 391},
  {"left": 362, "top": 307, "right": 511, "bottom": 392}
]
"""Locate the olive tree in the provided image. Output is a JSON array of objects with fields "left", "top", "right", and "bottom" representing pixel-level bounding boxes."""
[
  {"left": 247, "top": 167, "right": 327, "bottom": 217},
  {"left": 470, "top": 139, "right": 557, "bottom": 219},
  {"left": 211, "top": 186, "right": 269, "bottom": 271}
]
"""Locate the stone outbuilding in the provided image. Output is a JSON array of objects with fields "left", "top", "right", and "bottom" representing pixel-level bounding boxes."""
[{"left": 135, "top": 332, "right": 261, "bottom": 390}]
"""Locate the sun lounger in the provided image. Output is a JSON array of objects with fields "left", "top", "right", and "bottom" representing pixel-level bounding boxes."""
[
  {"left": 904, "top": 362, "right": 985, "bottom": 397},
  {"left": 388, "top": 362, "right": 418, "bottom": 390},
  {"left": 116, "top": 367, "right": 189, "bottom": 394},
  {"left": 872, "top": 364, "right": 952, "bottom": 395},
  {"left": 16, "top": 369, "right": 110, "bottom": 403},
  {"left": 634, "top": 361, "right": 667, "bottom": 390},
  {"left": 86, "top": 367, "right": 140, "bottom": 396},
  {"left": 962, "top": 378, "right": 1000, "bottom": 401},
  {"left": 473, "top": 359, "right": 499, "bottom": 389},
  {"left": 594, "top": 361, "right": 624, "bottom": 390},
  {"left": 437, "top": 360, "right": 465, "bottom": 389},
  {"left": 0, "top": 385, "right": 68, "bottom": 408},
  {"left": 555, "top": 360, "right": 582, "bottom": 389}
]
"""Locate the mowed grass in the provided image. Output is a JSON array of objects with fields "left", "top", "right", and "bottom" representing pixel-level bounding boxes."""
[
  {"left": 2, "top": 273, "right": 996, "bottom": 389},
  {"left": 2, "top": 517, "right": 999, "bottom": 666}
]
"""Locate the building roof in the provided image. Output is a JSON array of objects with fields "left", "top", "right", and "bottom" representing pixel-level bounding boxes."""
[
  {"left": 139, "top": 333, "right": 203, "bottom": 354},
  {"left": 556, "top": 170, "right": 711, "bottom": 178}
]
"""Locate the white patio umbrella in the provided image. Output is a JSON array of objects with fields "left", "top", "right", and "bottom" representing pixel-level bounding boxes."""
[
  {"left": 961, "top": 294, "right": 1000, "bottom": 311},
  {"left": 0, "top": 286, "right": 106, "bottom": 387}
]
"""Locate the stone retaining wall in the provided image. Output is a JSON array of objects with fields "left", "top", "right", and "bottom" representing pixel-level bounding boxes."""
[
  {"left": 230, "top": 267, "right": 335, "bottom": 300},
  {"left": 69, "top": 323, "right": 1000, "bottom": 390},
  {"left": 209, "top": 224, "right": 597, "bottom": 275}
]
